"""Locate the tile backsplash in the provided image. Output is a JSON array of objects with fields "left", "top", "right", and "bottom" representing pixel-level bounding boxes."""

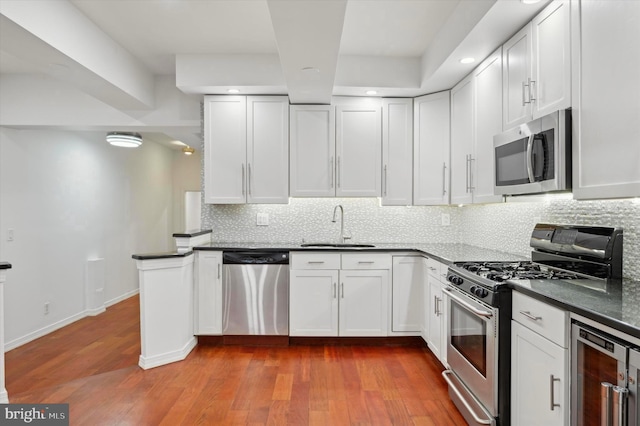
[{"left": 201, "top": 195, "right": 639, "bottom": 280}]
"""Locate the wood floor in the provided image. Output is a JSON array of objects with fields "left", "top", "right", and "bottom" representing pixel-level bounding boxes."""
[{"left": 5, "top": 295, "right": 466, "bottom": 425}]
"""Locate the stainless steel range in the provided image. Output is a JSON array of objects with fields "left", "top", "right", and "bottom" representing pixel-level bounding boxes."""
[{"left": 442, "top": 223, "right": 623, "bottom": 426}]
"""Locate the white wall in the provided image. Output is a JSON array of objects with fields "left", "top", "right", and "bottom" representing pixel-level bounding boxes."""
[
  {"left": 0, "top": 127, "right": 174, "bottom": 348},
  {"left": 171, "top": 149, "right": 202, "bottom": 235}
]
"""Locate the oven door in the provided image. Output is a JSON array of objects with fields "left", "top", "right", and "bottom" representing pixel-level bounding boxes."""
[{"left": 444, "top": 286, "right": 498, "bottom": 417}]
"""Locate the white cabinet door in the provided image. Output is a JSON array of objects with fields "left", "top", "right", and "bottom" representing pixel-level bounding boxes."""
[
  {"left": 413, "top": 92, "right": 451, "bottom": 206},
  {"left": 450, "top": 75, "right": 474, "bottom": 205},
  {"left": 382, "top": 98, "right": 413, "bottom": 206},
  {"left": 289, "top": 269, "right": 339, "bottom": 336},
  {"left": 246, "top": 96, "right": 289, "bottom": 203},
  {"left": 571, "top": 0, "right": 640, "bottom": 199},
  {"left": 204, "top": 96, "right": 247, "bottom": 204},
  {"left": 502, "top": 24, "right": 532, "bottom": 130},
  {"left": 289, "top": 105, "right": 335, "bottom": 197},
  {"left": 335, "top": 105, "right": 382, "bottom": 197},
  {"left": 339, "top": 270, "right": 388, "bottom": 337},
  {"left": 531, "top": 0, "right": 571, "bottom": 119},
  {"left": 511, "top": 321, "right": 568, "bottom": 426},
  {"left": 427, "top": 274, "right": 445, "bottom": 361},
  {"left": 473, "top": 48, "right": 504, "bottom": 204},
  {"left": 503, "top": 0, "right": 571, "bottom": 130},
  {"left": 391, "top": 256, "right": 424, "bottom": 333},
  {"left": 195, "top": 251, "right": 222, "bottom": 335}
]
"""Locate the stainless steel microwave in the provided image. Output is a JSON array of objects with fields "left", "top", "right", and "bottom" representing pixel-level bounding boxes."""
[{"left": 493, "top": 109, "right": 571, "bottom": 195}]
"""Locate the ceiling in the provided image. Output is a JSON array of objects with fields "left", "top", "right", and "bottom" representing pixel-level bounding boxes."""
[{"left": 0, "top": 0, "right": 549, "bottom": 148}]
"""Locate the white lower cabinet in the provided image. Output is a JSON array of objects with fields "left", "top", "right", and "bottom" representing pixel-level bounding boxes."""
[
  {"left": 511, "top": 292, "right": 569, "bottom": 425},
  {"left": 194, "top": 251, "right": 223, "bottom": 335},
  {"left": 391, "top": 256, "right": 425, "bottom": 334},
  {"left": 289, "top": 252, "right": 389, "bottom": 337},
  {"left": 425, "top": 258, "right": 448, "bottom": 365}
]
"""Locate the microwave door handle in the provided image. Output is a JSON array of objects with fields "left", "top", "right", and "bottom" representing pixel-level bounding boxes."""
[{"left": 526, "top": 134, "right": 535, "bottom": 183}]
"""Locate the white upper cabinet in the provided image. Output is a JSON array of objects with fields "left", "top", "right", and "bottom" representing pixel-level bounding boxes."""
[
  {"left": 382, "top": 99, "right": 413, "bottom": 206},
  {"left": 571, "top": 0, "right": 640, "bottom": 199},
  {"left": 246, "top": 96, "right": 290, "bottom": 203},
  {"left": 503, "top": 0, "right": 571, "bottom": 130},
  {"left": 472, "top": 48, "right": 505, "bottom": 204},
  {"left": 289, "top": 105, "right": 335, "bottom": 197},
  {"left": 335, "top": 105, "right": 382, "bottom": 197},
  {"left": 204, "top": 95, "right": 289, "bottom": 204},
  {"left": 450, "top": 75, "right": 474, "bottom": 205},
  {"left": 413, "top": 91, "right": 451, "bottom": 206},
  {"left": 290, "top": 102, "right": 382, "bottom": 197},
  {"left": 204, "top": 96, "right": 247, "bottom": 204}
]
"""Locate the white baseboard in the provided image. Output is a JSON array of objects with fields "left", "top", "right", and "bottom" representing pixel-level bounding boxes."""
[
  {"left": 138, "top": 337, "right": 197, "bottom": 370},
  {"left": 0, "top": 388, "right": 8, "bottom": 403},
  {"left": 4, "top": 289, "right": 140, "bottom": 351}
]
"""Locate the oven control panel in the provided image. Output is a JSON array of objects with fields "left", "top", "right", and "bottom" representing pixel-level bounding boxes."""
[{"left": 446, "top": 269, "right": 498, "bottom": 306}]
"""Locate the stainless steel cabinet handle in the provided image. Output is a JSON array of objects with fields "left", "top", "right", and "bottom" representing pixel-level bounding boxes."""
[
  {"left": 469, "top": 156, "right": 475, "bottom": 191},
  {"left": 358, "top": 261, "right": 375, "bottom": 264},
  {"left": 612, "top": 386, "right": 628, "bottom": 426},
  {"left": 434, "top": 295, "right": 439, "bottom": 315},
  {"left": 241, "top": 164, "right": 245, "bottom": 196},
  {"left": 333, "top": 282, "right": 337, "bottom": 298},
  {"left": 247, "top": 163, "right": 252, "bottom": 196},
  {"left": 308, "top": 261, "right": 325, "bottom": 264},
  {"left": 442, "top": 162, "right": 447, "bottom": 196},
  {"left": 522, "top": 80, "right": 531, "bottom": 105},
  {"left": 330, "top": 156, "right": 334, "bottom": 189},
  {"left": 549, "top": 375, "right": 560, "bottom": 411},
  {"left": 519, "top": 310, "right": 542, "bottom": 321},
  {"left": 529, "top": 78, "right": 536, "bottom": 103},
  {"left": 441, "top": 371, "right": 492, "bottom": 425},
  {"left": 383, "top": 164, "right": 388, "bottom": 196},
  {"left": 341, "top": 283, "right": 344, "bottom": 298},
  {"left": 217, "top": 264, "right": 221, "bottom": 280},
  {"left": 337, "top": 156, "right": 341, "bottom": 188},
  {"left": 601, "top": 382, "right": 614, "bottom": 426}
]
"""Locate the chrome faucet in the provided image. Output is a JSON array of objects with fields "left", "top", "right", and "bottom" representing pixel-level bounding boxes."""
[{"left": 332, "top": 205, "right": 350, "bottom": 243}]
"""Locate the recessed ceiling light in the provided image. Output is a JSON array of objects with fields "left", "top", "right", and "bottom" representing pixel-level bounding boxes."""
[
  {"left": 521, "top": 0, "right": 541, "bottom": 4},
  {"left": 366, "top": 90, "right": 377, "bottom": 95},
  {"left": 227, "top": 89, "right": 240, "bottom": 94},
  {"left": 106, "top": 132, "right": 142, "bottom": 148},
  {"left": 182, "top": 146, "right": 195, "bottom": 155},
  {"left": 460, "top": 57, "right": 475, "bottom": 64}
]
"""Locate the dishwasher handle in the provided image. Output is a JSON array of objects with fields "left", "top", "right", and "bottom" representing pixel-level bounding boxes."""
[{"left": 223, "top": 251, "right": 289, "bottom": 265}]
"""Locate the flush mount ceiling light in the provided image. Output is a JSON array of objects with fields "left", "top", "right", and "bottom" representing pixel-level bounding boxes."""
[
  {"left": 106, "top": 132, "right": 142, "bottom": 148},
  {"left": 460, "top": 57, "right": 475, "bottom": 64},
  {"left": 521, "top": 0, "right": 541, "bottom": 3},
  {"left": 182, "top": 146, "right": 195, "bottom": 155}
]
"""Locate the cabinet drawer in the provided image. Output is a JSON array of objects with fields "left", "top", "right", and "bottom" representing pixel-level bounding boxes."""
[
  {"left": 341, "top": 253, "right": 391, "bottom": 270},
  {"left": 512, "top": 292, "right": 568, "bottom": 348},
  {"left": 291, "top": 252, "right": 341, "bottom": 270},
  {"left": 427, "top": 258, "right": 447, "bottom": 280}
]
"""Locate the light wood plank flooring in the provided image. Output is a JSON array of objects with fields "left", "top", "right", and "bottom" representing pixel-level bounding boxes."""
[{"left": 5, "top": 295, "right": 466, "bottom": 425}]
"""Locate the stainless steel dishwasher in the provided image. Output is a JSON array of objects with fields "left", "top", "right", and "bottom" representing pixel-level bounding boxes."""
[{"left": 222, "top": 251, "right": 289, "bottom": 335}]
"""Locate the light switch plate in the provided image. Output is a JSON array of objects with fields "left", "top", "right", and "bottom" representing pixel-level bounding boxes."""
[
  {"left": 441, "top": 213, "right": 450, "bottom": 226},
  {"left": 257, "top": 213, "right": 269, "bottom": 226}
]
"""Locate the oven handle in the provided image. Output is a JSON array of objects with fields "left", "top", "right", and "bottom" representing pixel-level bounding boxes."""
[
  {"left": 526, "top": 134, "right": 535, "bottom": 183},
  {"left": 443, "top": 287, "right": 493, "bottom": 318},
  {"left": 442, "top": 370, "right": 493, "bottom": 425}
]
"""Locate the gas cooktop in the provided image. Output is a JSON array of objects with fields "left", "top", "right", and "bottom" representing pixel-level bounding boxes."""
[{"left": 455, "top": 261, "right": 579, "bottom": 283}]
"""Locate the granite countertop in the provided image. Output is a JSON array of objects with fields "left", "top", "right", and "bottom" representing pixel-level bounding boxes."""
[
  {"left": 0, "top": 262, "right": 11, "bottom": 270},
  {"left": 193, "top": 242, "right": 526, "bottom": 265},
  {"left": 509, "top": 278, "right": 640, "bottom": 340},
  {"left": 132, "top": 251, "right": 193, "bottom": 260}
]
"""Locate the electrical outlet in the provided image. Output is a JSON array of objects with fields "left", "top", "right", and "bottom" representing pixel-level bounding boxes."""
[
  {"left": 441, "top": 213, "right": 450, "bottom": 226},
  {"left": 257, "top": 213, "right": 269, "bottom": 226},
  {"left": 7, "top": 229, "right": 14, "bottom": 241},
  {"left": 44, "top": 302, "right": 50, "bottom": 315}
]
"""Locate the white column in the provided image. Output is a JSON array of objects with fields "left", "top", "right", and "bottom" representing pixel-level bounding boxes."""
[{"left": 0, "top": 267, "right": 9, "bottom": 403}]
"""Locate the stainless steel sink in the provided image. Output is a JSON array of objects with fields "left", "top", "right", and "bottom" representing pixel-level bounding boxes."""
[{"left": 300, "top": 243, "right": 375, "bottom": 248}]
